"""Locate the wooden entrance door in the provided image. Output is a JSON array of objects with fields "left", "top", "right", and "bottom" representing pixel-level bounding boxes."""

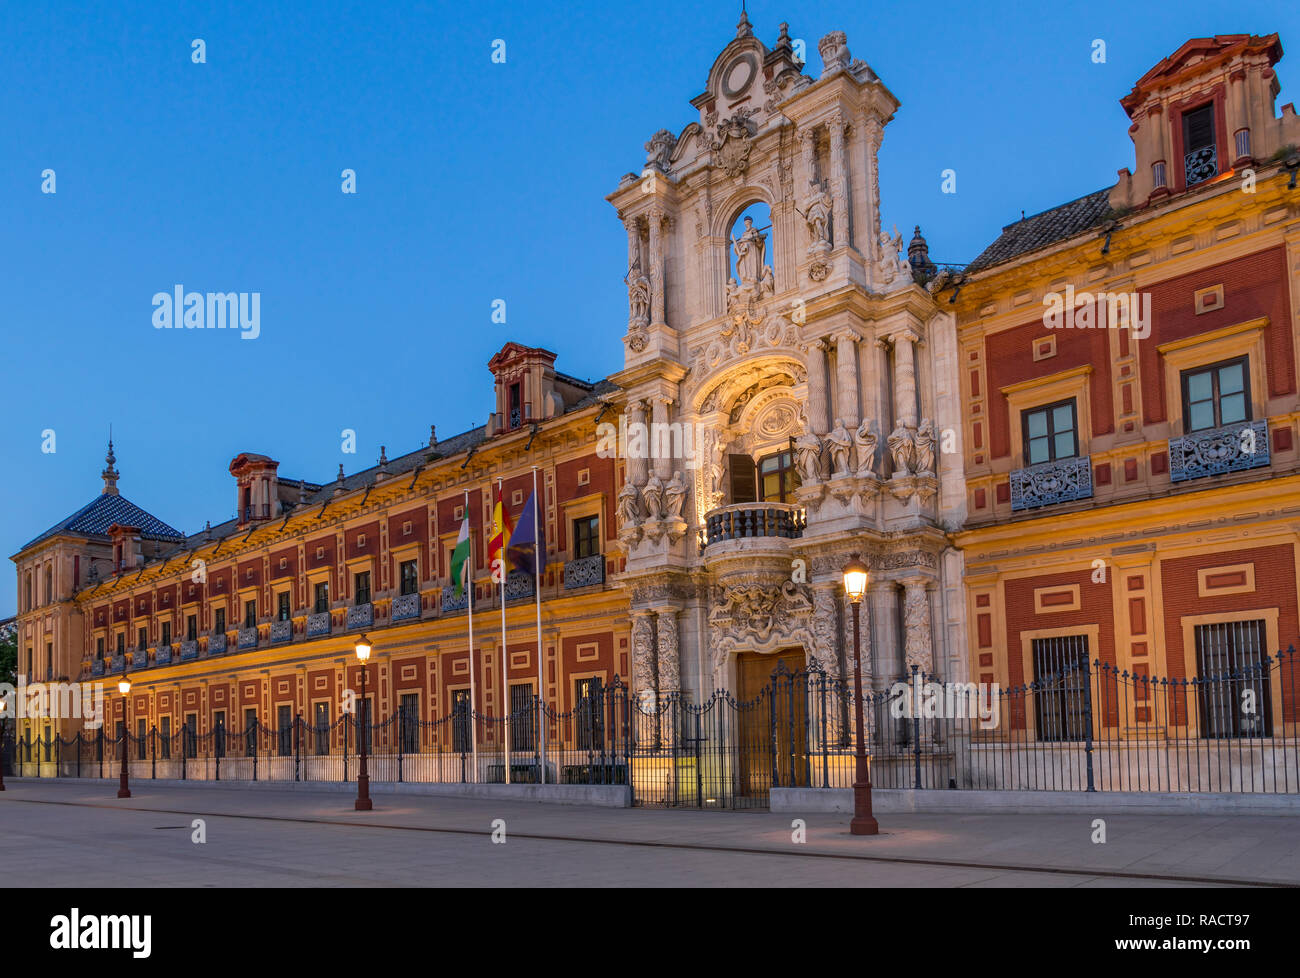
[{"left": 736, "top": 649, "right": 808, "bottom": 797}]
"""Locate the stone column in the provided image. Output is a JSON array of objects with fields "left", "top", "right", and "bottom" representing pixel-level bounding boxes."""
[
  {"left": 810, "top": 583, "right": 842, "bottom": 680},
  {"left": 648, "top": 206, "right": 666, "bottom": 327},
  {"left": 804, "top": 338, "right": 831, "bottom": 435},
  {"left": 651, "top": 395, "right": 673, "bottom": 481},
  {"left": 828, "top": 111, "right": 848, "bottom": 248},
  {"left": 868, "top": 581, "right": 901, "bottom": 687},
  {"left": 627, "top": 400, "right": 649, "bottom": 486},
  {"left": 891, "top": 329, "right": 919, "bottom": 429},
  {"left": 862, "top": 117, "right": 883, "bottom": 261},
  {"left": 901, "top": 576, "right": 934, "bottom": 675},
  {"left": 655, "top": 609, "right": 680, "bottom": 695},
  {"left": 833, "top": 329, "right": 860, "bottom": 427},
  {"left": 630, "top": 612, "right": 657, "bottom": 707}
]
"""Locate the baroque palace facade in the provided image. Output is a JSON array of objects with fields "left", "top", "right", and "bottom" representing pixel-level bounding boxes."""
[{"left": 10, "top": 21, "right": 1300, "bottom": 768}]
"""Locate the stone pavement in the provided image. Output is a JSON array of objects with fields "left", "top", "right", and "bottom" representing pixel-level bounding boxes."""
[{"left": 3, "top": 778, "right": 1297, "bottom": 887}]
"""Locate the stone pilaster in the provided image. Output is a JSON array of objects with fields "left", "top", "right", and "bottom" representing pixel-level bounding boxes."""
[
  {"left": 630, "top": 612, "right": 657, "bottom": 706},
  {"left": 648, "top": 206, "right": 666, "bottom": 327},
  {"left": 901, "top": 576, "right": 934, "bottom": 675},
  {"left": 828, "top": 111, "right": 848, "bottom": 248},
  {"left": 627, "top": 399, "right": 649, "bottom": 486},
  {"left": 655, "top": 609, "right": 680, "bottom": 694},
  {"left": 651, "top": 395, "right": 673, "bottom": 481},
  {"left": 804, "top": 338, "right": 831, "bottom": 436},
  {"left": 862, "top": 116, "right": 883, "bottom": 261},
  {"left": 833, "top": 329, "right": 860, "bottom": 427},
  {"left": 891, "top": 329, "right": 920, "bottom": 428}
]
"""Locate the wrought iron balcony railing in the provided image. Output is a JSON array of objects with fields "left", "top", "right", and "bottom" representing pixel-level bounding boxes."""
[
  {"left": 441, "top": 586, "right": 469, "bottom": 613},
  {"left": 1169, "top": 419, "right": 1269, "bottom": 483},
  {"left": 208, "top": 633, "right": 227, "bottom": 655},
  {"left": 306, "top": 612, "right": 332, "bottom": 638},
  {"left": 564, "top": 554, "right": 605, "bottom": 590},
  {"left": 270, "top": 619, "right": 292, "bottom": 644},
  {"left": 237, "top": 627, "right": 259, "bottom": 651},
  {"left": 1010, "top": 456, "right": 1094, "bottom": 512},
  {"left": 157, "top": 644, "right": 174, "bottom": 666},
  {"left": 504, "top": 570, "right": 534, "bottom": 601},
  {"left": 91, "top": 660, "right": 104, "bottom": 677},
  {"left": 346, "top": 602, "right": 373, "bottom": 629},
  {"left": 1184, "top": 144, "right": 1217, "bottom": 186},
  {"left": 702, "top": 502, "right": 806, "bottom": 550},
  {"left": 392, "top": 592, "right": 421, "bottom": 622}
]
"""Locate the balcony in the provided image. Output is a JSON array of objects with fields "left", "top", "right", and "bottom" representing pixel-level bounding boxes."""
[
  {"left": 160, "top": 644, "right": 178, "bottom": 665},
  {"left": 270, "top": 619, "right": 292, "bottom": 644},
  {"left": 392, "top": 592, "right": 421, "bottom": 622},
  {"left": 504, "top": 570, "right": 534, "bottom": 601},
  {"left": 441, "top": 587, "right": 469, "bottom": 614},
  {"left": 307, "top": 612, "right": 331, "bottom": 637},
  {"left": 237, "top": 627, "right": 259, "bottom": 651},
  {"left": 564, "top": 554, "right": 605, "bottom": 590},
  {"left": 1010, "top": 456, "right": 1094, "bottom": 512},
  {"left": 701, "top": 502, "right": 806, "bottom": 551},
  {"left": 1169, "top": 420, "right": 1269, "bottom": 483},
  {"left": 207, "top": 633, "right": 227, "bottom": 656},
  {"left": 347, "top": 602, "right": 373, "bottom": 629},
  {"left": 1184, "top": 144, "right": 1217, "bottom": 186},
  {"left": 110, "top": 655, "right": 124, "bottom": 673},
  {"left": 91, "top": 660, "right": 104, "bottom": 677}
]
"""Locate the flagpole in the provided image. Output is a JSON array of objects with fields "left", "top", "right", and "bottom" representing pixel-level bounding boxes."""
[
  {"left": 532, "top": 465, "right": 545, "bottom": 785},
  {"left": 498, "top": 477, "right": 511, "bottom": 786},
  {"left": 465, "top": 489, "right": 478, "bottom": 782}
]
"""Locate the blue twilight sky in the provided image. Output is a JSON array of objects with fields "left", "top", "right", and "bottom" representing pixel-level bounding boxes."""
[{"left": 2, "top": 0, "right": 1297, "bottom": 614}]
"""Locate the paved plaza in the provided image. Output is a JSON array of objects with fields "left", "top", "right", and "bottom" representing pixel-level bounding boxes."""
[{"left": 3, "top": 779, "right": 1298, "bottom": 887}]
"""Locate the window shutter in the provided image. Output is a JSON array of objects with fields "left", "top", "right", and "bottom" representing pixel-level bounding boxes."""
[
  {"left": 727, "top": 454, "right": 757, "bottom": 504},
  {"left": 1184, "top": 105, "right": 1214, "bottom": 150}
]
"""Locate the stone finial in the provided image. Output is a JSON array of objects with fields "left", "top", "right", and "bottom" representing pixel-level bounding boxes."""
[
  {"left": 298, "top": 478, "right": 307, "bottom": 504},
  {"left": 375, "top": 446, "right": 390, "bottom": 481},
  {"left": 736, "top": 8, "right": 753, "bottom": 38},
  {"left": 333, "top": 464, "right": 346, "bottom": 496},
  {"left": 101, "top": 436, "right": 120, "bottom": 495},
  {"left": 908, "top": 225, "right": 936, "bottom": 277},
  {"left": 818, "top": 31, "right": 850, "bottom": 77},
  {"left": 428, "top": 424, "right": 438, "bottom": 449}
]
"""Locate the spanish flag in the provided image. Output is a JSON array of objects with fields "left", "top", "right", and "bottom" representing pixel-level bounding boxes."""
[{"left": 488, "top": 492, "right": 514, "bottom": 578}]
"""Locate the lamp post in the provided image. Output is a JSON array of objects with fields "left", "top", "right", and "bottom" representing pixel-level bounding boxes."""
[
  {"left": 0, "top": 696, "right": 8, "bottom": 791},
  {"left": 117, "top": 673, "right": 132, "bottom": 799},
  {"left": 354, "top": 634, "right": 372, "bottom": 811},
  {"left": 842, "top": 554, "right": 878, "bottom": 836}
]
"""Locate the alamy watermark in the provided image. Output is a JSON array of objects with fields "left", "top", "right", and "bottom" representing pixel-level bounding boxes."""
[
  {"left": 0, "top": 679, "right": 105, "bottom": 728},
  {"left": 596, "top": 416, "right": 706, "bottom": 469},
  {"left": 889, "top": 673, "right": 1000, "bottom": 729},
  {"left": 152, "top": 285, "right": 260, "bottom": 339},
  {"left": 1042, "top": 285, "right": 1151, "bottom": 340}
]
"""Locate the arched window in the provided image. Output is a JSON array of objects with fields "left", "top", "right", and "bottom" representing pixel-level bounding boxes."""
[{"left": 757, "top": 450, "right": 801, "bottom": 503}]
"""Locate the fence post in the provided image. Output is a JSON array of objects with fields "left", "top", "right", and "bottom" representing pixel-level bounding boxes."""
[
  {"left": 150, "top": 725, "right": 156, "bottom": 780},
  {"left": 215, "top": 722, "right": 221, "bottom": 782},
  {"left": 76, "top": 732, "right": 82, "bottom": 778},
  {"left": 1082, "top": 657, "right": 1096, "bottom": 792},
  {"left": 294, "top": 712, "right": 302, "bottom": 782},
  {"left": 911, "top": 664, "right": 922, "bottom": 790},
  {"left": 181, "top": 727, "right": 187, "bottom": 781},
  {"left": 252, "top": 721, "right": 259, "bottom": 782},
  {"left": 97, "top": 729, "right": 103, "bottom": 779},
  {"left": 398, "top": 705, "right": 405, "bottom": 784}
]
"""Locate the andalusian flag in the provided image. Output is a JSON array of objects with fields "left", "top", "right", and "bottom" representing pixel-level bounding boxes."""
[
  {"left": 489, "top": 494, "right": 514, "bottom": 578},
  {"left": 450, "top": 515, "right": 471, "bottom": 597}
]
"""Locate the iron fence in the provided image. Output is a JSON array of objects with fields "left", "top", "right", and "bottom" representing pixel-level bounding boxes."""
[{"left": 5, "top": 646, "right": 1299, "bottom": 806}]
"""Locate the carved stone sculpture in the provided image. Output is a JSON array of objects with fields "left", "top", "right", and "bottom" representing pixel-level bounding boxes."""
[
  {"left": 825, "top": 418, "right": 853, "bottom": 477},
  {"left": 853, "top": 420, "right": 878, "bottom": 478},
  {"left": 641, "top": 473, "right": 664, "bottom": 521},
  {"left": 887, "top": 423, "right": 916, "bottom": 474},
  {"left": 795, "top": 429, "right": 823, "bottom": 483},
  {"left": 662, "top": 471, "right": 687, "bottom": 522},
  {"left": 914, "top": 419, "right": 936, "bottom": 475},
  {"left": 631, "top": 613, "right": 657, "bottom": 701},
  {"left": 903, "top": 579, "right": 933, "bottom": 673},
  {"left": 617, "top": 482, "right": 642, "bottom": 527},
  {"left": 731, "top": 216, "right": 767, "bottom": 288},
  {"left": 805, "top": 180, "right": 833, "bottom": 253}
]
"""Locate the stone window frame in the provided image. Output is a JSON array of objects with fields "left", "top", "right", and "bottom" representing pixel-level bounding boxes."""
[
  {"left": 1157, "top": 317, "right": 1267, "bottom": 437},
  {"left": 1000, "top": 365, "right": 1093, "bottom": 468}
]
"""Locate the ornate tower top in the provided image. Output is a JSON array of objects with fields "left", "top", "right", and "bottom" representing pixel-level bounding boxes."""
[{"left": 101, "top": 436, "right": 120, "bottom": 496}]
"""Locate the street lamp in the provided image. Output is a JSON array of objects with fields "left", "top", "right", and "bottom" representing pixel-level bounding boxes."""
[
  {"left": 842, "top": 554, "right": 878, "bottom": 836},
  {"left": 354, "top": 634, "right": 372, "bottom": 811},
  {"left": 0, "top": 696, "right": 8, "bottom": 791},
  {"left": 117, "top": 673, "right": 132, "bottom": 799}
]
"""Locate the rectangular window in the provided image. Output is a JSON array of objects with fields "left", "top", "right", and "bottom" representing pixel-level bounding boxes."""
[
  {"left": 244, "top": 599, "right": 257, "bottom": 629},
  {"left": 277, "top": 705, "right": 292, "bottom": 757},
  {"left": 184, "top": 714, "right": 197, "bottom": 759},
  {"left": 400, "top": 560, "right": 419, "bottom": 596},
  {"left": 1181, "top": 357, "right": 1249, "bottom": 433},
  {"left": 116, "top": 634, "right": 125, "bottom": 656},
  {"left": 1022, "top": 399, "right": 1078, "bottom": 466},
  {"left": 137, "top": 718, "right": 147, "bottom": 760},
  {"left": 314, "top": 581, "right": 329, "bottom": 614},
  {"left": 213, "top": 710, "right": 226, "bottom": 758},
  {"left": 400, "top": 692, "right": 419, "bottom": 753},
  {"left": 451, "top": 689, "right": 471, "bottom": 753},
  {"left": 509, "top": 382, "right": 522, "bottom": 429},
  {"left": 758, "top": 449, "right": 801, "bottom": 503},
  {"left": 214, "top": 607, "right": 226, "bottom": 633},
  {"left": 245, "top": 708, "right": 258, "bottom": 756},
  {"left": 1182, "top": 103, "right": 1217, "bottom": 185},
  {"left": 314, "top": 702, "right": 330, "bottom": 755},
  {"left": 97, "top": 637, "right": 104, "bottom": 658},
  {"left": 510, "top": 683, "right": 536, "bottom": 752},
  {"left": 186, "top": 614, "right": 197, "bottom": 640},
  {"left": 574, "top": 677, "right": 605, "bottom": 751},
  {"left": 160, "top": 621, "right": 171, "bottom": 646},
  {"left": 354, "top": 571, "right": 371, "bottom": 606},
  {"left": 137, "top": 627, "right": 148, "bottom": 652},
  {"left": 160, "top": 716, "right": 171, "bottom": 759},
  {"left": 46, "top": 642, "right": 53, "bottom": 679},
  {"left": 277, "top": 591, "right": 291, "bottom": 621},
  {"left": 1196, "top": 620, "right": 1271, "bottom": 739},
  {"left": 1031, "top": 635, "right": 1090, "bottom": 743},
  {"left": 727, "top": 454, "right": 757, "bottom": 505},
  {"left": 573, "top": 516, "right": 600, "bottom": 560}
]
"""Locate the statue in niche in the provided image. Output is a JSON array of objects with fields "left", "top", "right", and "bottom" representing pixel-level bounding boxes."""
[
  {"left": 625, "top": 254, "right": 650, "bottom": 328},
  {"left": 795, "top": 429, "right": 823, "bottom": 483},
  {"left": 617, "top": 482, "right": 642, "bottom": 527},
  {"left": 853, "top": 420, "right": 878, "bottom": 478},
  {"left": 731, "top": 216, "right": 769, "bottom": 289},
  {"left": 663, "top": 471, "right": 687, "bottom": 521},
  {"left": 824, "top": 418, "right": 853, "bottom": 477},
  {"left": 914, "top": 419, "right": 936, "bottom": 475},
  {"left": 876, "top": 226, "right": 907, "bottom": 286},
  {"left": 888, "top": 423, "right": 916, "bottom": 474},
  {"left": 642, "top": 472, "right": 664, "bottom": 521},
  {"left": 804, "top": 181, "right": 833, "bottom": 253}
]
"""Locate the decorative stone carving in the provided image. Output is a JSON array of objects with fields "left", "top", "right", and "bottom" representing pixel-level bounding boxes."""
[
  {"left": 662, "top": 470, "right": 687, "bottom": 522},
  {"left": 853, "top": 420, "right": 878, "bottom": 477},
  {"left": 644, "top": 129, "right": 676, "bottom": 172},
  {"left": 618, "top": 482, "right": 643, "bottom": 545},
  {"left": 818, "top": 31, "right": 851, "bottom": 77},
  {"left": 712, "top": 111, "right": 758, "bottom": 178},
  {"left": 795, "top": 429, "right": 824, "bottom": 483},
  {"left": 656, "top": 610, "right": 680, "bottom": 693},
  {"left": 902, "top": 578, "right": 933, "bottom": 673},
  {"left": 825, "top": 418, "right": 853, "bottom": 477},
  {"left": 913, "top": 418, "right": 936, "bottom": 475},
  {"left": 810, "top": 585, "right": 841, "bottom": 678},
  {"left": 876, "top": 226, "right": 908, "bottom": 287},
  {"left": 709, "top": 578, "right": 815, "bottom": 678},
  {"left": 887, "top": 423, "right": 916, "bottom": 473},
  {"left": 641, "top": 472, "right": 664, "bottom": 521},
  {"left": 631, "top": 613, "right": 657, "bottom": 703},
  {"left": 804, "top": 180, "right": 833, "bottom": 252}
]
